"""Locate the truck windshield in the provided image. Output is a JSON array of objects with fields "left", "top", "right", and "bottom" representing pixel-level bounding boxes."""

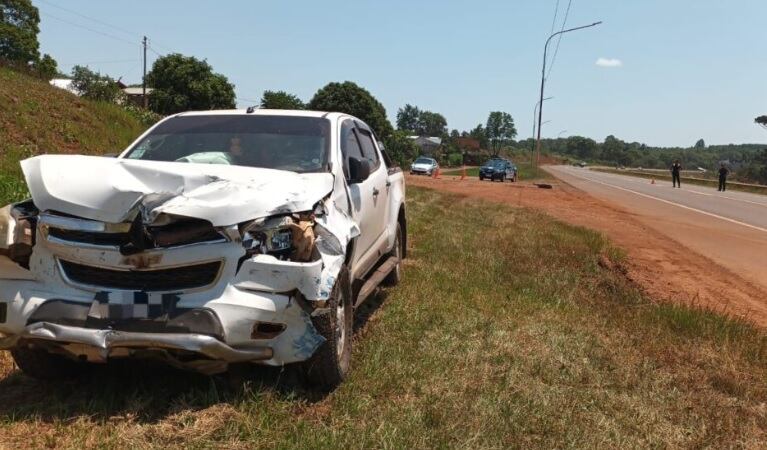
[{"left": 123, "top": 115, "right": 331, "bottom": 173}]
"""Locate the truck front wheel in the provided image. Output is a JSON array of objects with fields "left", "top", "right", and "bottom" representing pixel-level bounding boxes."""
[
  {"left": 383, "top": 222, "right": 403, "bottom": 287},
  {"left": 303, "top": 265, "right": 353, "bottom": 391}
]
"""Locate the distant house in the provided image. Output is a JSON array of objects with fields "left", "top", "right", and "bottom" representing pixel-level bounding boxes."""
[
  {"left": 121, "top": 86, "right": 153, "bottom": 107},
  {"left": 50, "top": 78, "right": 78, "bottom": 95},
  {"left": 455, "top": 137, "right": 481, "bottom": 151},
  {"left": 409, "top": 136, "right": 442, "bottom": 154}
]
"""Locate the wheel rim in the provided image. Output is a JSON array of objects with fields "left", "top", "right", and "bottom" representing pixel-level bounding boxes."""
[
  {"left": 393, "top": 229, "right": 402, "bottom": 278},
  {"left": 335, "top": 294, "right": 347, "bottom": 358}
]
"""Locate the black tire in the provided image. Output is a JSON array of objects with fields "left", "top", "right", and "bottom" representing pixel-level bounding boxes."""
[
  {"left": 479, "top": 175, "right": 484, "bottom": 181},
  {"left": 501, "top": 174, "right": 506, "bottom": 182},
  {"left": 303, "top": 265, "right": 353, "bottom": 391},
  {"left": 11, "top": 346, "right": 83, "bottom": 380},
  {"left": 383, "top": 223, "right": 404, "bottom": 287}
]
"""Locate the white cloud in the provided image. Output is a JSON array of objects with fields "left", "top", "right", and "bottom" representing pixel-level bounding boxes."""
[{"left": 596, "top": 57, "right": 623, "bottom": 68}]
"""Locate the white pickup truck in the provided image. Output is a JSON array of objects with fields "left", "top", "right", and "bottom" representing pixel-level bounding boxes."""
[{"left": 0, "top": 109, "right": 407, "bottom": 389}]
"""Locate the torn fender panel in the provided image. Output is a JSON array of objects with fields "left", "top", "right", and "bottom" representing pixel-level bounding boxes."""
[
  {"left": 21, "top": 155, "right": 334, "bottom": 226},
  {"left": 234, "top": 199, "right": 359, "bottom": 301}
]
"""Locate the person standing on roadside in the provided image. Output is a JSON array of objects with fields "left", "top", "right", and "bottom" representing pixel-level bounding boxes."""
[
  {"left": 671, "top": 160, "right": 682, "bottom": 188},
  {"left": 718, "top": 163, "right": 730, "bottom": 192}
]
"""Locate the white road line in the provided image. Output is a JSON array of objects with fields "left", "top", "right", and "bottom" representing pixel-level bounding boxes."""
[
  {"left": 556, "top": 168, "right": 767, "bottom": 234},
  {"left": 589, "top": 170, "right": 767, "bottom": 208}
]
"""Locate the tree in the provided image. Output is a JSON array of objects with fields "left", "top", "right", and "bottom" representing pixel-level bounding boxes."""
[
  {"left": 485, "top": 111, "right": 517, "bottom": 152},
  {"left": 0, "top": 0, "right": 40, "bottom": 64},
  {"left": 418, "top": 111, "right": 448, "bottom": 136},
  {"left": 383, "top": 130, "right": 421, "bottom": 168},
  {"left": 695, "top": 139, "right": 706, "bottom": 149},
  {"left": 566, "top": 136, "right": 598, "bottom": 160},
  {"left": 468, "top": 124, "right": 488, "bottom": 149},
  {"left": 32, "top": 53, "right": 57, "bottom": 80},
  {"left": 308, "top": 81, "right": 393, "bottom": 138},
  {"left": 756, "top": 116, "right": 767, "bottom": 130},
  {"left": 260, "top": 90, "right": 305, "bottom": 110},
  {"left": 146, "top": 54, "right": 236, "bottom": 115},
  {"left": 450, "top": 129, "right": 460, "bottom": 139},
  {"left": 396, "top": 104, "right": 421, "bottom": 132},
  {"left": 70, "top": 65, "right": 123, "bottom": 103}
]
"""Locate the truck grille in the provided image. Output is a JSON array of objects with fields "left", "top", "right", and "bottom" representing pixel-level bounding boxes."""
[{"left": 59, "top": 260, "right": 222, "bottom": 292}]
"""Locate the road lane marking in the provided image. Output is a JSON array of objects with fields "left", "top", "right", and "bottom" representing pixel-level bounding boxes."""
[
  {"left": 585, "top": 169, "right": 767, "bottom": 208},
  {"left": 554, "top": 168, "right": 767, "bottom": 234}
]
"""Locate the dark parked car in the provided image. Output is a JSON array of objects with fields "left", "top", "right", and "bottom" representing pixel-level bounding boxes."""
[{"left": 479, "top": 159, "right": 517, "bottom": 182}]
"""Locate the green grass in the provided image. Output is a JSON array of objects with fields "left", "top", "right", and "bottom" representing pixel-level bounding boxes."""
[
  {"left": 0, "top": 186, "right": 765, "bottom": 448},
  {"left": 0, "top": 66, "right": 146, "bottom": 205},
  {"left": 594, "top": 167, "right": 767, "bottom": 195}
]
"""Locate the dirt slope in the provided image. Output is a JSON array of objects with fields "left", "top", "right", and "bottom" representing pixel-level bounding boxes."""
[{"left": 407, "top": 173, "right": 767, "bottom": 327}]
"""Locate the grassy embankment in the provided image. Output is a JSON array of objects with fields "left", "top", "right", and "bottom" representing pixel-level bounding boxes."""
[
  {"left": 0, "top": 66, "right": 145, "bottom": 205},
  {"left": 593, "top": 167, "right": 767, "bottom": 195},
  {"left": 0, "top": 185, "right": 764, "bottom": 447}
]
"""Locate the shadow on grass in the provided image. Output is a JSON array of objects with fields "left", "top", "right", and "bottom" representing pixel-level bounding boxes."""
[
  {"left": 0, "top": 357, "right": 303, "bottom": 424},
  {"left": 0, "top": 289, "right": 395, "bottom": 424}
]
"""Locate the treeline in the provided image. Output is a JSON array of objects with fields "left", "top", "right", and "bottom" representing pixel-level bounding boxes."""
[{"left": 517, "top": 135, "right": 767, "bottom": 184}]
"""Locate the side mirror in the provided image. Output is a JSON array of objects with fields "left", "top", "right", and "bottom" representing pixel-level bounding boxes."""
[{"left": 348, "top": 157, "right": 372, "bottom": 183}]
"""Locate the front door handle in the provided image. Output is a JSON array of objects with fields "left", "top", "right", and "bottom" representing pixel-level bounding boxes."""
[{"left": 373, "top": 188, "right": 380, "bottom": 197}]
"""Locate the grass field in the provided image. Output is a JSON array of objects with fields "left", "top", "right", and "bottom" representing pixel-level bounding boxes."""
[
  {"left": 0, "top": 186, "right": 765, "bottom": 448},
  {"left": 593, "top": 167, "right": 767, "bottom": 195},
  {"left": 0, "top": 66, "right": 145, "bottom": 205}
]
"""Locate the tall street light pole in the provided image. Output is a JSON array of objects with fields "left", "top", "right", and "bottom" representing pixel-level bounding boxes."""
[
  {"left": 531, "top": 97, "right": 553, "bottom": 170},
  {"left": 535, "top": 21, "right": 602, "bottom": 175}
]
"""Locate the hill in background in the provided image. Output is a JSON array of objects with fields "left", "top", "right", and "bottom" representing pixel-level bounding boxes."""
[{"left": 0, "top": 66, "right": 146, "bottom": 205}]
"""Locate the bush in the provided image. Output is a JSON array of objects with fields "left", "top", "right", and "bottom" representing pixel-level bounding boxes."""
[
  {"left": 446, "top": 152, "right": 464, "bottom": 167},
  {"left": 123, "top": 104, "right": 162, "bottom": 127},
  {"left": 71, "top": 65, "right": 123, "bottom": 103}
]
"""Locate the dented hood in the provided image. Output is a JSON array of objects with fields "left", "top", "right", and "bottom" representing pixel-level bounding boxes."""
[{"left": 21, "top": 155, "right": 334, "bottom": 226}]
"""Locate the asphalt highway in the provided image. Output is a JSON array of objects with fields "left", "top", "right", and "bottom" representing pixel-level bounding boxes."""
[{"left": 547, "top": 165, "right": 767, "bottom": 290}]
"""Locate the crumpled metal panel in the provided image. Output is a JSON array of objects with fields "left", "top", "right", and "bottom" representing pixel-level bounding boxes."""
[
  {"left": 21, "top": 155, "right": 334, "bottom": 226},
  {"left": 233, "top": 198, "right": 360, "bottom": 301}
]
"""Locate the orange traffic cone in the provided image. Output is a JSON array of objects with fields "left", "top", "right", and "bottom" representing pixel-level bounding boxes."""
[
  {"left": 460, "top": 165, "right": 467, "bottom": 180},
  {"left": 432, "top": 167, "right": 441, "bottom": 179}
]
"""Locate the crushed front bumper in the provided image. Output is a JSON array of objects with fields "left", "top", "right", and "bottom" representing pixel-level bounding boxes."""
[{"left": 1, "top": 322, "right": 274, "bottom": 374}]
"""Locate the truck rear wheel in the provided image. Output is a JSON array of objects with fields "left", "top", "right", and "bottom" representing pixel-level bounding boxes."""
[
  {"left": 303, "top": 265, "right": 353, "bottom": 391},
  {"left": 11, "top": 346, "right": 83, "bottom": 380}
]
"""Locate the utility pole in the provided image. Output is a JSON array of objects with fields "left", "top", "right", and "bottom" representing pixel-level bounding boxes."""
[
  {"left": 142, "top": 36, "right": 148, "bottom": 109},
  {"left": 536, "top": 21, "right": 602, "bottom": 176}
]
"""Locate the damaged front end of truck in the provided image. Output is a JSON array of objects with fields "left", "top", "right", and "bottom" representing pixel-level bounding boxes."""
[{"left": 0, "top": 155, "right": 359, "bottom": 375}]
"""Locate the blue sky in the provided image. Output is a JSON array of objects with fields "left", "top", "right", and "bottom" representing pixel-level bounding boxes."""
[{"left": 35, "top": 0, "right": 767, "bottom": 147}]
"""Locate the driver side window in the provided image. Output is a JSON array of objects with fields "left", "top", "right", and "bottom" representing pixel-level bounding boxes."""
[{"left": 341, "top": 120, "right": 364, "bottom": 180}]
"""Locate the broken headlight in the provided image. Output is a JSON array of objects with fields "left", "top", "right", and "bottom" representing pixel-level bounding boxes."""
[
  {"left": 240, "top": 216, "right": 296, "bottom": 260},
  {"left": 0, "top": 200, "right": 38, "bottom": 268},
  {"left": 239, "top": 214, "right": 316, "bottom": 262}
]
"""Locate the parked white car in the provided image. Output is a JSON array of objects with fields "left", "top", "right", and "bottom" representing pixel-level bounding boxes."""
[
  {"left": 410, "top": 156, "right": 438, "bottom": 176},
  {"left": 0, "top": 109, "right": 407, "bottom": 389}
]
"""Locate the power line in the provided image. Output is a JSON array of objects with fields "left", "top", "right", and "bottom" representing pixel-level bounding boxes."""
[
  {"left": 40, "top": 11, "right": 139, "bottom": 47},
  {"left": 38, "top": 1, "right": 179, "bottom": 55},
  {"left": 549, "top": 0, "right": 561, "bottom": 36},
  {"left": 37, "top": 0, "right": 139, "bottom": 39},
  {"left": 546, "top": 0, "right": 573, "bottom": 81},
  {"left": 60, "top": 59, "right": 136, "bottom": 65}
]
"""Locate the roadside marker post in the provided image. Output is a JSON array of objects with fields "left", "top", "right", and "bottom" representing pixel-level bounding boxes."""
[
  {"left": 651, "top": 178, "right": 655, "bottom": 185},
  {"left": 460, "top": 166, "right": 466, "bottom": 180}
]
